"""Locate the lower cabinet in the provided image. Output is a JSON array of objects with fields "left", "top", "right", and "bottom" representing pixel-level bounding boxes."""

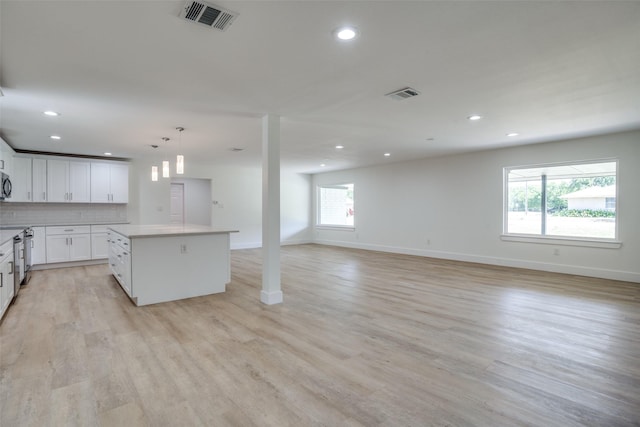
[
  {"left": 90, "top": 225, "right": 109, "bottom": 260},
  {"left": 32, "top": 227, "right": 46, "bottom": 265},
  {"left": 45, "top": 226, "right": 91, "bottom": 263},
  {"left": 108, "top": 231, "right": 132, "bottom": 297},
  {"left": 0, "top": 241, "right": 15, "bottom": 321}
]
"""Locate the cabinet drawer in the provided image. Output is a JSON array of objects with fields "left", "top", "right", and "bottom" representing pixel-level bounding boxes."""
[
  {"left": 46, "top": 225, "right": 91, "bottom": 235},
  {"left": 111, "top": 233, "right": 130, "bottom": 250},
  {"left": 91, "top": 224, "right": 109, "bottom": 233}
]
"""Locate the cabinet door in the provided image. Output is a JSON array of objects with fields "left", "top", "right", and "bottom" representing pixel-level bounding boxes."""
[
  {"left": 69, "top": 234, "right": 91, "bottom": 261},
  {"left": 91, "top": 233, "right": 109, "bottom": 259},
  {"left": 47, "top": 159, "right": 69, "bottom": 202},
  {"left": 32, "top": 227, "right": 46, "bottom": 265},
  {"left": 69, "top": 161, "right": 90, "bottom": 202},
  {"left": 32, "top": 159, "right": 48, "bottom": 202},
  {"left": 90, "top": 162, "right": 110, "bottom": 203},
  {"left": 46, "top": 235, "right": 69, "bottom": 263},
  {"left": 11, "top": 157, "right": 33, "bottom": 202},
  {"left": 110, "top": 164, "right": 129, "bottom": 203}
]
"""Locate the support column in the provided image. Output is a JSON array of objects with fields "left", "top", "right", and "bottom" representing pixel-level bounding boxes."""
[{"left": 261, "top": 114, "right": 283, "bottom": 305}]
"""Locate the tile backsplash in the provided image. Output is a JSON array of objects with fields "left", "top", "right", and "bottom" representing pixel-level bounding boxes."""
[{"left": 0, "top": 203, "right": 128, "bottom": 226}]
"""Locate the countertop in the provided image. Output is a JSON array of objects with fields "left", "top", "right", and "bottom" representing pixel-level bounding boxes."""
[
  {"left": 108, "top": 224, "right": 238, "bottom": 239},
  {"left": 0, "top": 230, "right": 21, "bottom": 247}
]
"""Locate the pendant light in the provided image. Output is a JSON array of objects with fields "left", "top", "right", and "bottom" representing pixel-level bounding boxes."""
[
  {"left": 176, "top": 127, "right": 185, "bottom": 175},
  {"left": 150, "top": 144, "right": 159, "bottom": 181},
  {"left": 161, "top": 137, "right": 171, "bottom": 178}
]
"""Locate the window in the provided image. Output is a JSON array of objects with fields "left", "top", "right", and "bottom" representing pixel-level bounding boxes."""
[
  {"left": 317, "top": 183, "right": 354, "bottom": 228},
  {"left": 504, "top": 160, "right": 617, "bottom": 240}
]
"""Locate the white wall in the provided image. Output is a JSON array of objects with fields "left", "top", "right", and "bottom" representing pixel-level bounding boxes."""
[
  {"left": 171, "top": 178, "right": 212, "bottom": 225},
  {"left": 128, "top": 158, "right": 312, "bottom": 249},
  {"left": 312, "top": 130, "right": 640, "bottom": 282}
]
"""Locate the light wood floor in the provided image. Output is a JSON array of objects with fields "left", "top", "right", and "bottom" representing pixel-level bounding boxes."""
[{"left": 1, "top": 244, "right": 639, "bottom": 426}]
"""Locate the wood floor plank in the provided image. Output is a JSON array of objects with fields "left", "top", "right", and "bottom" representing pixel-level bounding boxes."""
[{"left": 1, "top": 244, "right": 639, "bottom": 426}]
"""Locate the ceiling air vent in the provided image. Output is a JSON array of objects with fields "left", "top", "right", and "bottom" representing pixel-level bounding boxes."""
[
  {"left": 385, "top": 87, "right": 420, "bottom": 101},
  {"left": 179, "top": 1, "right": 238, "bottom": 31}
]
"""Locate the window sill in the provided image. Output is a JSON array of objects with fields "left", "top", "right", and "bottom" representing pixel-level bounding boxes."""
[
  {"left": 500, "top": 234, "right": 622, "bottom": 249},
  {"left": 315, "top": 225, "right": 355, "bottom": 232}
]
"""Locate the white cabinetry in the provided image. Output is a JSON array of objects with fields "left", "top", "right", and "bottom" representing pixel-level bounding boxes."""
[
  {"left": 0, "top": 240, "right": 15, "bottom": 321},
  {"left": 32, "top": 158, "right": 48, "bottom": 202},
  {"left": 90, "top": 162, "right": 128, "bottom": 203},
  {"left": 11, "top": 157, "right": 33, "bottom": 202},
  {"left": 47, "top": 159, "right": 90, "bottom": 203},
  {"left": 108, "top": 231, "right": 132, "bottom": 297},
  {"left": 0, "top": 137, "right": 15, "bottom": 176},
  {"left": 91, "top": 224, "right": 110, "bottom": 259},
  {"left": 32, "top": 227, "right": 46, "bottom": 265},
  {"left": 45, "top": 226, "right": 91, "bottom": 263}
]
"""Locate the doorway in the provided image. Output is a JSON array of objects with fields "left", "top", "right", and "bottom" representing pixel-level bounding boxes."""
[{"left": 170, "top": 182, "right": 185, "bottom": 224}]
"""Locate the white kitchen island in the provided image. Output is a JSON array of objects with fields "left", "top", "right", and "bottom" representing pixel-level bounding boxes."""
[{"left": 108, "top": 224, "right": 237, "bottom": 306}]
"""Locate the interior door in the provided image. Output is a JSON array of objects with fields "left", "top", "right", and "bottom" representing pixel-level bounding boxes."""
[{"left": 170, "top": 183, "right": 185, "bottom": 224}]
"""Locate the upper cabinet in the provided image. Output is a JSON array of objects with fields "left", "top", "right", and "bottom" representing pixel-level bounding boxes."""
[
  {"left": 47, "top": 159, "right": 91, "bottom": 203},
  {"left": 32, "top": 158, "right": 47, "bottom": 202},
  {"left": 11, "top": 157, "right": 33, "bottom": 202},
  {"left": 90, "top": 162, "right": 128, "bottom": 203},
  {"left": 0, "top": 137, "right": 15, "bottom": 176},
  {"left": 6, "top": 153, "right": 128, "bottom": 204}
]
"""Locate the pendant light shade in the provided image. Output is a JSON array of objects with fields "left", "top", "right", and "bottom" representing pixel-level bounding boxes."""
[
  {"left": 151, "top": 166, "right": 158, "bottom": 181},
  {"left": 176, "top": 127, "right": 185, "bottom": 175},
  {"left": 162, "top": 160, "right": 170, "bottom": 178},
  {"left": 176, "top": 155, "right": 184, "bottom": 174}
]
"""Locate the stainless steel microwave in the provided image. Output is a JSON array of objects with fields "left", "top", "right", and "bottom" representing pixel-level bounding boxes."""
[{"left": 0, "top": 172, "right": 12, "bottom": 200}]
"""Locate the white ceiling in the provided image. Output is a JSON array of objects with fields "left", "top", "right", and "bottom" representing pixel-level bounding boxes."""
[{"left": 1, "top": 1, "right": 639, "bottom": 174}]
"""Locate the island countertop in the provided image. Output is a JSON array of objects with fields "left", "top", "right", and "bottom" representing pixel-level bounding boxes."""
[{"left": 108, "top": 224, "right": 238, "bottom": 239}]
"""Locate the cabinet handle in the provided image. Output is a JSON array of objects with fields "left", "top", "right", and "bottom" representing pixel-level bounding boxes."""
[
  {"left": 0, "top": 272, "right": 3, "bottom": 287},
  {"left": 70, "top": 237, "right": 73, "bottom": 245},
  {"left": 28, "top": 191, "right": 31, "bottom": 200},
  {"left": 20, "top": 249, "right": 24, "bottom": 260},
  {"left": 70, "top": 192, "right": 73, "bottom": 201},
  {"left": 43, "top": 192, "right": 46, "bottom": 200},
  {"left": 31, "top": 240, "right": 34, "bottom": 249},
  {"left": 0, "top": 159, "right": 4, "bottom": 170},
  {"left": 8, "top": 261, "right": 14, "bottom": 275},
  {"left": 64, "top": 229, "right": 74, "bottom": 232},
  {"left": 65, "top": 192, "right": 68, "bottom": 201}
]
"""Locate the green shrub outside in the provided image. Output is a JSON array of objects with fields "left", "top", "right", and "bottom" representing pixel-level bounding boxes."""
[{"left": 552, "top": 209, "right": 616, "bottom": 218}]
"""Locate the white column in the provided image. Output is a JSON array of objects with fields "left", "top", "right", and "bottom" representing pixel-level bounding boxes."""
[{"left": 261, "top": 114, "right": 283, "bottom": 305}]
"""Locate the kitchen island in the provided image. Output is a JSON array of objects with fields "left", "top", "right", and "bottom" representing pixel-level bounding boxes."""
[{"left": 108, "top": 224, "right": 237, "bottom": 306}]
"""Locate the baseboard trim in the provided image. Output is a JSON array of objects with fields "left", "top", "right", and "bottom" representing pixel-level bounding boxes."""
[
  {"left": 313, "top": 239, "right": 640, "bottom": 283},
  {"left": 260, "top": 290, "right": 283, "bottom": 305},
  {"left": 231, "top": 239, "right": 313, "bottom": 251},
  {"left": 32, "top": 259, "right": 108, "bottom": 271}
]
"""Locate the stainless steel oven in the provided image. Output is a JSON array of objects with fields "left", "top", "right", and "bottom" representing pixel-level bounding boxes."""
[
  {"left": 13, "top": 233, "right": 23, "bottom": 299},
  {"left": 23, "top": 227, "right": 33, "bottom": 285}
]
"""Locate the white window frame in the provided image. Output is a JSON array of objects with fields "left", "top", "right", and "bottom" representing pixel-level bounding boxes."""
[
  {"left": 501, "top": 159, "right": 621, "bottom": 249},
  {"left": 316, "top": 183, "right": 355, "bottom": 230}
]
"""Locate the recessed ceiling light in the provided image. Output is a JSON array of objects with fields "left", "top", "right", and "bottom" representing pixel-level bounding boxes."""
[
  {"left": 384, "top": 153, "right": 391, "bottom": 157},
  {"left": 468, "top": 115, "right": 482, "bottom": 121},
  {"left": 104, "top": 152, "right": 112, "bottom": 156},
  {"left": 50, "top": 135, "right": 61, "bottom": 140},
  {"left": 43, "top": 111, "right": 60, "bottom": 117},
  {"left": 506, "top": 132, "right": 519, "bottom": 137},
  {"left": 335, "top": 26, "right": 358, "bottom": 41},
  {"left": 320, "top": 163, "right": 326, "bottom": 167},
  {"left": 335, "top": 145, "right": 344, "bottom": 149}
]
